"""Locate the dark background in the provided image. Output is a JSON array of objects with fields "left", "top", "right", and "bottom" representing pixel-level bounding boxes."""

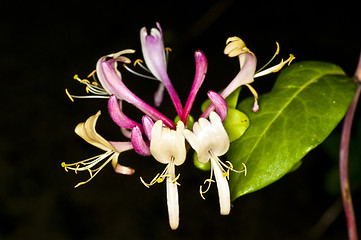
[{"left": 1, "top": 1, "right": 360, "bottom": 239}]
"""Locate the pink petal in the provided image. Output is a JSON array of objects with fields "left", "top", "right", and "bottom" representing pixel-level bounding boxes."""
[
  {"left": 142, "top": 115, "right": 154, "bottom": 141},
  {"left": 131, "top": 126, "right": 151, "bottom": 156},
  {"left": 207, "top": 91, "right": 228, "bottom": 121},
  {"left": 181, "top": 50, "right": 208, "bottom": 123},
  {"left": 108, "top": 95, "right": 143, "bottom": 130},
  {"left": 114, "top": 164, "right": 135, "bottom": 175}
]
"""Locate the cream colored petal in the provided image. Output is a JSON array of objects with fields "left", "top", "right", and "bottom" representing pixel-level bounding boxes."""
[
  {"left": 211, "top": 156, "right": 231, "bottom": 215},
  {"left": 75, "top": 111, "right": 114, "bottom": 152}
]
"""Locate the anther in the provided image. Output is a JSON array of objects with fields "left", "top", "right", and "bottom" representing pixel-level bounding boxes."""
[
  {"left": 65, "top": 89, "right": 75, "bottom": 102},
  {"left": 87, "top": 70, "right": 97, "bottom": 78},
  {"left": 134, "top": 59, "right": 143, "bottom": 67}
]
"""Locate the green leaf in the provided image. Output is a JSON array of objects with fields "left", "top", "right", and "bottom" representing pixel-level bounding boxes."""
[{"left": 228, "top": 61, "right": 356, "bottom": 200}]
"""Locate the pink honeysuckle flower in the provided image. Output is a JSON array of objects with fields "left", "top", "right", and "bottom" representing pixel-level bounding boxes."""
[
  {"left": 61, "top": 111, "right": 134, "bottom": 188},
  {"left": 202, "top": 37, "right": 295, "bottom": 117},
  {"left": 140, "top": 22, "right": 183, "bottom": 118},
  {"left": 98, "top": 55, "right": 176, "bottom": 129}
]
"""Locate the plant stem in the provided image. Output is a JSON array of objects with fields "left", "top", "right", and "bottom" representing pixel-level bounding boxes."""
[{"left": 339, "top": 52, "right": 361, "bottom": 240}]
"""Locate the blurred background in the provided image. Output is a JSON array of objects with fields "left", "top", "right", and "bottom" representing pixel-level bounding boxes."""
[{"left": 1, "top": 0, "right": 360, "bottom": 239}]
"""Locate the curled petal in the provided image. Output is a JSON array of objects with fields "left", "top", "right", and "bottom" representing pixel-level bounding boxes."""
[
  {"left": 224, "top": 37, "right": 249, "bottom": 57},
  {"left": 207, "top": 91, "right": 227, "bottom": 121},
  {"left": 131, "top": 126, "right": 151, "bottom": 156},
  {"left": 114, "top": 164, "right": 135, "bottom": 175},
  {"left": 75, "top": 111, "right": 114, "bottom": 152},
  {"left": 142, "top": 115, "right": 154, "bottom": 141},
  {"left": 108, "top": 95, "right": 143, "bottom": 130}
]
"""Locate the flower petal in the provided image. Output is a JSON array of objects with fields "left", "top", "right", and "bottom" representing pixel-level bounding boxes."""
[
  {"left": 142, "top": 115, "right": 154, "bottom": 141},
  {"left": 114, "top": 164, "right": 135, "bottom": 175},
  {"left": 150, "top": 121, "right": 186, "bottom": 165},
  {"left": 108, "top": 95, "right": 143, "bottom": 129},
  {"left": 167, "top": 174, "right": 180, "bottom": 230},
  {"left": 207, "top": 91, "right": 227, "bottom": 121},
  {"left": 201, "top": 52, "right": 256, "bottom": 119},
  {"left": 181, "top": 50, "right": 208, "bottom": 123},
  {"left": 75, "top": 111, "right": 114, "bottom": 152},
  {"left": 211, "top": 156, "right": 231, "bottom": 215},
  {"left": 131, "top": 126, "right": 151, "bottom": 156}
]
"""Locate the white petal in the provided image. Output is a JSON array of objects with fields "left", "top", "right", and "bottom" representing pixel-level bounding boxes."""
[
  {"left": 211, "top": 157, "right": 231, "bottom": 215},
  {"left": 166, "top": 176, "right": 179, "bottom": 230}
]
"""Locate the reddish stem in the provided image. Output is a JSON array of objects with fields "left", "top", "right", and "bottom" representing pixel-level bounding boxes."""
[{"left": 339, "top": 52, "right": 361, "bottom": 240}]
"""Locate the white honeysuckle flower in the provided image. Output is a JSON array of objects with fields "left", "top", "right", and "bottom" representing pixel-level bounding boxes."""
[
  {"left": 141, "top": 120, "right": 186, "bottom": 230},
  {"left": 61, "top": 111, "right": 134, "bottom": 188},
  {"left": 183, "top": 111, "right": 245, "bottom": 215}
]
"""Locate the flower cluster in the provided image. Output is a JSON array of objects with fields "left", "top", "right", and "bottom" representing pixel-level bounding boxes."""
[{"left": 63, "top": 22, "right": 294, "bottom": 230}]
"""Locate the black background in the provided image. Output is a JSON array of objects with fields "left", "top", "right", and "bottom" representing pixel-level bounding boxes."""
[{"left": 1, "top": 1, "right": 360, "bottom": 239}]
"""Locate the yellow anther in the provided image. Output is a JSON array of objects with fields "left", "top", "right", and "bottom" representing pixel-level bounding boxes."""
[
  {"left": 87, "top": 70, "right": 97, "bottom": 78},
  {"left": 288, "top": 54, "right": 296, "bottom": 65},
  {"left": 91, "top": 81, "right": 99, "bottom": 86},
  {"left": 75, "top": 164, "right": 80, "bottom": 174},
  {"left": 242, "top": 163, "right": 247, "bottom": 176},
  {"left": 133, "top": 59, "right": 143, "bottom": 67},
  {"left": 165, "top": 47, "right": 172, "bottom": 52},
  {"left": 226, "top": 161, "right": 234, "bottom": 169},
  {"left": 140, "top": 177, "right": 151, "bottom": 188},
  {"left": 275, "top": 42, "right": 280, "bottom": 55},
  {"left": 80, "top": 79, "right": 91, "bottom": 84},
  {"left": 65, "top": 89, "right": 74, "bottom": 102},
  {"left": 222, "top": 172, "right": 229, "bottom": 178},
  {"left": 171, "top": 173, "right": 180, "bottom": 184}
]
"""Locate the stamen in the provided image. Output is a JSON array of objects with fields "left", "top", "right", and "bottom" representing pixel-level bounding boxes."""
[
  {"left": 256, "top": 41, "right": 280, "bottom": 73},
  {"left": 65, "top": 89, "right": 75, "bottom": 102},
  {"left": 140, "top": 161, "right": 179, "bottom": 188},
  {"left": 133, "top": 59, "right": 152, "bottom": 73},
  {"left": 122, "top": 64, "right": 158, "bottom": 80},
  {"left": 133, "top": 59, "right": 143, "bottom": 67},
  {"left": 87, "top": 70, "right": 97, "bottom": 78},
  {"left": 62, "top": 151, "right": 116, "bottom": 188}
]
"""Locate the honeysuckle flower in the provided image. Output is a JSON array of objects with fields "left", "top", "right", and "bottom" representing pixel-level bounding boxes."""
[
  {"left": 98, "top": 54, "right": 176, "bottom": 129},
  {"left": 183, "top": 111, "right": 245, "bottom": 215},
  {"left": 61, "top": 111, "right": 134, "bottom": 188},
  {"left": 141, "top": 120, "right": 186, "bottom": 230},
  {"left": 65, "top": 50, "right": 135, "bottom": 102},
  {"left": 140, "top": 22, "right": 183, "bottom": 117},
  {"left": 202, "top": 37, "right": 295, "bottom": 117}
]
